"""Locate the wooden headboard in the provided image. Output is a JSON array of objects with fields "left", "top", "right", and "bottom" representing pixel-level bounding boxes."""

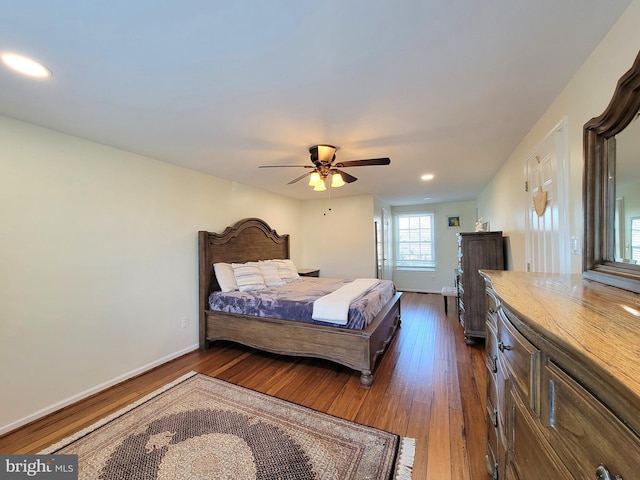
[{"left": 198, "top": 217, "right": 290, "bottom": 311}]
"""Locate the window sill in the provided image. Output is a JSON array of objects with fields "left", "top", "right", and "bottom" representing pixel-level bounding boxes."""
[{"left": 395, "top": 266, "right": 436, "bottom": 272}]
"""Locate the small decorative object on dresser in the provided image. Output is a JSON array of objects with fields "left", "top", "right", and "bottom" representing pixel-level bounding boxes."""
[
  {"left": 297, "top": 268, "right": 320, "bottom": 277},
  {"left": 456, "top": 231, "right": 504, "bottom": 344},
  {"left": 475, "top": 217, "right": 490, "bottom": 232}
]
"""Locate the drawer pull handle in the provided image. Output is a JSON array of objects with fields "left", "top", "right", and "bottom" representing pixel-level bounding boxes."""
[
  {"left": 492, "top": 407, "right": 498, "bottom": 427},
  {"left": 492, "top": 355, "right": 498, "bottom": 373},
  {"left": 596, "top": 464, "right": 623, "bottom": 480},
  {"left": 498, "top": 342, "right": 512, "bottom": 352}
]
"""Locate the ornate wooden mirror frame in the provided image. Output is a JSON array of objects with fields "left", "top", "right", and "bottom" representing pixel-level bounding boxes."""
[{"left": 583, "top": 50, "right": 640, "bottom": 292}]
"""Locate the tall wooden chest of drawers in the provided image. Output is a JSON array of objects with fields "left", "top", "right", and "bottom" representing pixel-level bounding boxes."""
[{"left": 456, "top": 231, "right": 504, "bottom": 344}]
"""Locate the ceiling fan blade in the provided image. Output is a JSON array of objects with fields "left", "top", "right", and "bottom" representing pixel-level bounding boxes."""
[
  {"left": 287, "top": 172, "right": 313, "bottom": 184},
  {"left": 259, "top": 165, "right": 313, "bottom": 168},
  {"left": 333, "top": 169, "right": 358, "bottom": 183},
  {"left": 335, "top": 157, "right": 391, "bottom": 168}
]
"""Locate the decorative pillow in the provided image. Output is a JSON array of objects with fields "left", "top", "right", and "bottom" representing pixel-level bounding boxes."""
[
  {"left": 252, "top": 261, "right": 284, "bottom": 287},
  {"left": 232, "top": 263, "right": 266, "bottom": 292},
  {"left": 282, "top": 259, "right": 300, "bottom": 280},
  {"left": 213, "top": 263, "right": 238, "bottom": 292},
  {"left": 271, "top": 259, "right": 299, "bottom": 283}
]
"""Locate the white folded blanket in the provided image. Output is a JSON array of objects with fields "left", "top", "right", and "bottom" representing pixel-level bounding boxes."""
[{"left": 312, "top": 278, "right": 380, "bottom": 325}]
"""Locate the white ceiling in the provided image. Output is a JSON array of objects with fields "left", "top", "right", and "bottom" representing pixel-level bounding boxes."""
[{"left": 0, "top": 1, "right": 632, "bottom": 205}]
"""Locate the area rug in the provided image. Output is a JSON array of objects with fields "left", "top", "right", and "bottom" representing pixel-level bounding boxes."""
[{"left": 41, "top": 372, "right": 414, "bottom": 479}]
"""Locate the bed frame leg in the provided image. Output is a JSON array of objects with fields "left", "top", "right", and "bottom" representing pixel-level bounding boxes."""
[{"left": 360, "top": 371, "right": 374, "bottom": 386}]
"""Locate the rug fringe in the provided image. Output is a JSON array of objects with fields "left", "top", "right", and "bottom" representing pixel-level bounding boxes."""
[
  {"left": 38, "top": 371, "right": 198, "bottom": 454},
  {"left": 395, "top": 437, "right": 416, "bottom": 480}
]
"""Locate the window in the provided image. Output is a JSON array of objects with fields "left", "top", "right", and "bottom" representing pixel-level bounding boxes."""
[
  {"left": 396, "top": 212, "right": 435, "bottom": 269},
  {"left": 631, "top": 217, "right": 640, "bottom": 262}
]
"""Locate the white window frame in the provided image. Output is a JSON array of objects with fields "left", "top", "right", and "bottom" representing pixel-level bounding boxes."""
[
  {"left": 395, "top": 212, "right": 436, "bottom": 270},
  {"left": 631, "top": 216, "right": 640, "bottom": 263}
]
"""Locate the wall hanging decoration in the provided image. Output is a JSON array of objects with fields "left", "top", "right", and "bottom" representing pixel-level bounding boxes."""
[
  {"left": 447, "top": 215, "right": 461, "bottom": 228},
  {"left": 533, "top": 155, "right": 548, "bottom": 217}
]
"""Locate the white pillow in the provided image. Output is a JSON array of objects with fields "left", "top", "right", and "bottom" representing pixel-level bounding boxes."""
[
  {"left": 252, "top": 261, "right": 284, "bottom": 287},
  {"left": 232, "top": 263, "right": 266, "bottom": 292},
  {"left": 282, "top": 259, "right": 300, "bottom": 280},
  {"left": 272, "top": 259, "right": 299, "bottom": 283},
  {"left": 213, "top": 263, "right": 238, "bottom": 292}
]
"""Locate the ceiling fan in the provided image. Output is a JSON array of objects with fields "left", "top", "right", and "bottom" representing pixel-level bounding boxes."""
[{"left": 259, "top": 145, "right": 391, "bottom": 191}]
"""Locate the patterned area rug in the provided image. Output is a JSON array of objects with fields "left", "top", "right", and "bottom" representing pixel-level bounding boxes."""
[{"left": 41, "top": 372, "right": 414, "bottom": 479}]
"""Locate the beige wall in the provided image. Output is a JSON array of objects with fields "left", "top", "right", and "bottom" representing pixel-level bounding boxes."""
[
  {"left": 0, "top": 116, "right": 303, "bottom": 433},
  {"left": 476, "top": 0, "right": 640, "bottom": 273},
  {"left": 301, "top": 195, "right": 377, "bottom": 279}
]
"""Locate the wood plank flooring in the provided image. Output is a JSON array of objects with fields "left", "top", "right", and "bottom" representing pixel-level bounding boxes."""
[{"left": 0, "top": 292, "right": 488, "bottom": 479}]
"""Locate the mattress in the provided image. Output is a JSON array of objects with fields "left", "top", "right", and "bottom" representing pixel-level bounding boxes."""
[{"left": 207, "top": 277, "right": 395, "bottom": 330}]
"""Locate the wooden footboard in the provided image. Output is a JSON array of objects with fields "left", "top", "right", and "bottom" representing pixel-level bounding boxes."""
[{"left": 202, "top": 292, "right": 402, "bottom": 385}]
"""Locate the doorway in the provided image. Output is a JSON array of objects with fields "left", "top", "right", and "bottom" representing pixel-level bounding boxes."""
[
  {"left": 377, "top": 208, "right": 393, "bottom": 280},
  {"left": 524, "top": 118, "right": 570, "bottom": 274}
]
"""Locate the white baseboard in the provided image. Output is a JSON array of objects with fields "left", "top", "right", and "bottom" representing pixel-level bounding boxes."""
[{"left": 0, "top": 343, "right": 199, "bottom": 436}]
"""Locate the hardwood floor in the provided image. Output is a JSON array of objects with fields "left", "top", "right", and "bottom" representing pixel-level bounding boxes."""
[{"left": 0, "top": 292, "right": 488, "bottom": 479}]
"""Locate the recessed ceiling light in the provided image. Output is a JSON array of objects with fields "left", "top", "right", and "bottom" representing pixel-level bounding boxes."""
[
  {"left": 1, "top": 52, "right": 52, "bottom": 78},
  {"left": 421, "top": 174, "right": 434, "bottom": 181}
]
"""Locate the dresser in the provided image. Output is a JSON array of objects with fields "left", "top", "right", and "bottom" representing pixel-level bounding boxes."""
[
  {"left": 456, "top": 232, "right": 504, "bottom": 344},
  {"left": 481, "top": 270, "right": 640, "bottom": 480}
]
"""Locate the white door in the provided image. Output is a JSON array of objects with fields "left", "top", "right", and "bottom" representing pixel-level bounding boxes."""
[
  {"left": 525, "top": 119, "right": 569, "bottom": 273},
  {"left": 381, "top": 208, "right": 393, "bottom": 280},
  {"left": 375, "top": 220, "right": 382, "bottom": 279}
]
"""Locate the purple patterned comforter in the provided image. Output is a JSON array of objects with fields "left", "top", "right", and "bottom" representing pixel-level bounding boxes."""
[{"left": 207, "top": 277, "right": 395, "bottom": 330}]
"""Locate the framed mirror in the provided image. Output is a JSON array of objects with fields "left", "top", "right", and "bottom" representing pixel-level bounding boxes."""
[{"left": 584, "top": 50, "right": 640, "bottom": 292}]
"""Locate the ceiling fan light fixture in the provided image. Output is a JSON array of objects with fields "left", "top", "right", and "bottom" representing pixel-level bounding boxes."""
[
  {"left": 313, "top": 144, "right": 336, "bottom": 163},
  {"left": 331, "top": 172, "right": 345, "bottom": 188},
  {"left": 263, "top": 144, "right": 389, "bottom": 189},
  {"left": 313, "top": 179, "right": 327, "bottom": 191},
  {"left": 308, "top": 171, "right": 322, "bottom": 186}
]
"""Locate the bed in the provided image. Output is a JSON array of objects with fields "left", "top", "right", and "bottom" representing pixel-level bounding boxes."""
[{"left": 198, "top": 217, "right": 402, "bottom": 385}]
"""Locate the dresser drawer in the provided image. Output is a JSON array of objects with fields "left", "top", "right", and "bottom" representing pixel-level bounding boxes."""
[
  {"left": 486, "top": 407, "right": 499, "bottom": 480},
  {"left": 485, "top": 446, "right": 498, "bottom": 480},
  {"left": 487, "top": 370, "right": 498, "bottom": 429},
  {"left": 486, "top": 321, "right": 498, "bottom": 376},
  {"left": 510, "top": 389, "right": 573, "bottom": 480},
  {"left": 545, "top": 361, "right": 640, "bottom": 479},
  {"left": 486, "top": 288, "right": 499, "bottom": 330},
  {"left": 504, "top": 462, "right": 520, "bottom": 480},
  {"left": 499, "top": 311, "right": 540, "bottom": 413}
]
